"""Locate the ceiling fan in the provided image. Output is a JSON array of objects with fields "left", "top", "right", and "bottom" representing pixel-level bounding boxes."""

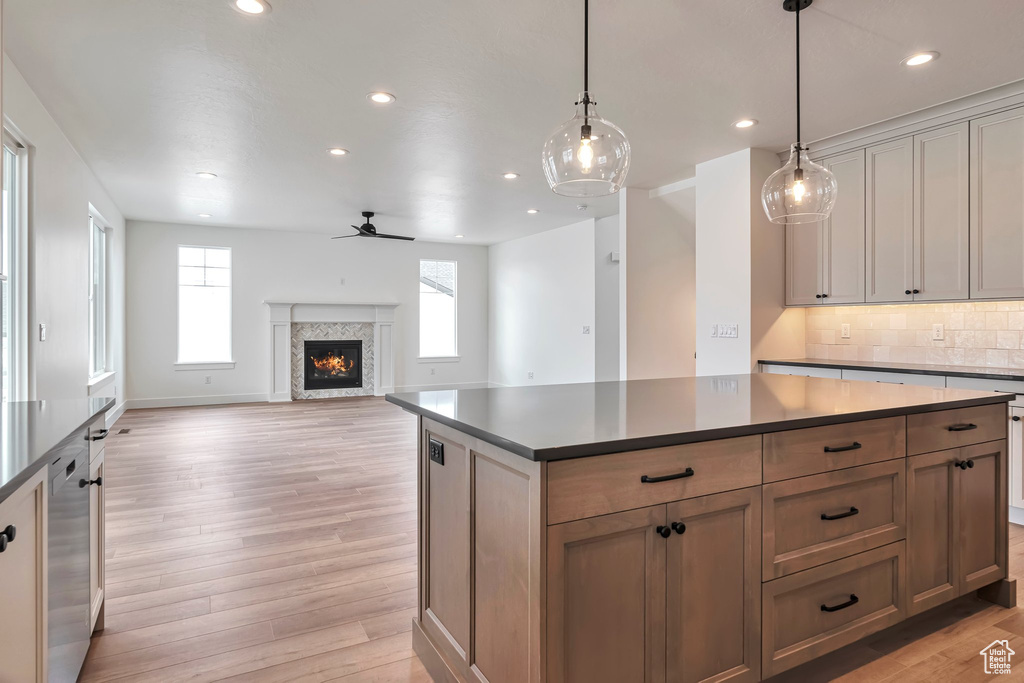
[{"left": 332, "top": 211, "right": 414, "bottom": 241}]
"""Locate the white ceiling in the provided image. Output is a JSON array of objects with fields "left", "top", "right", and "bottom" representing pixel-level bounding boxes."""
[{"left": 6, "top": 0, "right": 1024, "bottom": 243}]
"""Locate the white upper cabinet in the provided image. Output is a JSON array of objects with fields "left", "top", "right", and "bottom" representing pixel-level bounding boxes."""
[
  {"left": 785, "top": 150, "right": 865, "bottom": 306},
  {"left": 971, "top": 107, "right": 1024, "bottom": 299},
  {"left": 866, "top": 137, "right": 915, "bottom": 303},
  {"left": 822, "top": 150, "right": 866, "bottom": 304},
  {"left": 913, "top": 123, "right": 970, "bottom": 301}
]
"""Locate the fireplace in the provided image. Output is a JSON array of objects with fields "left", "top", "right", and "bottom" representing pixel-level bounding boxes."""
[{"left": 304, "top": 340, "right": 363, "bottom": 390}]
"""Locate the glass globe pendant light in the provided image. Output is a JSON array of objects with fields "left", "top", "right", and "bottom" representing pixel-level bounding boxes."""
[
  {"left": 762, "top": 0, "right": 837, "bottom": 224},
  {"left": 542, "top": 0, "right": 630, "bottom": 197}
]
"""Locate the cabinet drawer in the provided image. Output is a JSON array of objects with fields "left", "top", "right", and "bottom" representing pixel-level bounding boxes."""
[
  {"left": 762, "top": 542, "right": 906, "bottom": 678},
  {"left": 763, "top": 460, "right": 906, "bottom": 580},
  {"left": 764, "top": 417, "right": 905, "bottom": 482},
  {"left": 907, "top": 404, "right": 1007, "bottom": 455},
  {"left": 547, "top": 436, "right": 762, "bottom": 525}
]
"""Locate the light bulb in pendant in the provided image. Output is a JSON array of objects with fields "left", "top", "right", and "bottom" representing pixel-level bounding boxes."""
[
  {"left": 792, "top": 179, "right": 806, "bottom": 203},
  {"left": 577, "top": 137, "right": 594, "bottom": 173}
]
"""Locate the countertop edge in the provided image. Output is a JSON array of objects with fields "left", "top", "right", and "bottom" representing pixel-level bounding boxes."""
[
  {"left": 759, "top": 358, "right": 1024, "bottom": 383},
  {"left": 387, "top": 392, "right": 1014, "bottom": 462},
  {"left": 0, "top": 397, "right": 116, "bottom": 505}
]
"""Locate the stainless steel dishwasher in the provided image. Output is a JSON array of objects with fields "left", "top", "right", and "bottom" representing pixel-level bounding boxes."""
[{"left": 47, "top": 431, "right": 91, "bottom": 682}]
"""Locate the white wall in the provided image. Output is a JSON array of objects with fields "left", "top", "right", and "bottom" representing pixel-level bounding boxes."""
[
  {"left": 4, "top": 55, "right": 127, "bottom": 416},
  {"left": 125, "top": 221, "right": 489, "bottom": 406},
  {"left": 619, "top": 187, "right": 696, "bottom": 380},
  {"left": 695, "top": 148, "right": 803, "bottom": 375},
  {"left": 594, "top": 215, "right": 620, "bottom": 382},
  {"left": 488, "top": 219, "right": 596, "bottom": 387}
]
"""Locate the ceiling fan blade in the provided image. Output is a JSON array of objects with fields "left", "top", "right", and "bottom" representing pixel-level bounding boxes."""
[
  {"left": 375, "top": 233, "right": 415, "bottom": 241},
  {"left": 331, "top": 234, "right": 360, "bottom": 239}
]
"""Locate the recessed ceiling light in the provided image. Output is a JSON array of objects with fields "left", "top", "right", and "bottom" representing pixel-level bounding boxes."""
[
  {"left": 327, "top": 148, "right": 349, "bottom": 156},
  {"left": 232, "top": 0, "right": 271, "bottom": 14},
  {"left": 196, "top": 171, "right": 218, "bottom": 179},
  {"left": 503, "top": 172, "right": 519, "bottom": 180},
  {"left": 367, "top": 92, "right": 396, "bottom": 104},
  {"left": 902, "top": 51, "right": 939, "bottom": 67},
  {"left": 198, "top": 213, "right": 212, "bottom": 218},
  {"left": 733, "top": 119, "right": 758, "bottom": 129},
  {"left": 527, "top": 209, "right": 539, "bottom": 214},
  {"left": 455, "top": 234, "right": 465, "bottom": 239}
]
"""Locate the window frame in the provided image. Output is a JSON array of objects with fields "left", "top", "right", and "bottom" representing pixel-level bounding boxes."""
[
  {"left": 2, "top": 129, "right": 29, "bottom": 401},
  {"left": 418, "top": 258, "right": 459, "bottom": 360},
  {"left": 88, "top": 208, "right": 110, "bottom": 379},
  {"left": 176, "top": 245, "right": 233, "bottom": 366}
]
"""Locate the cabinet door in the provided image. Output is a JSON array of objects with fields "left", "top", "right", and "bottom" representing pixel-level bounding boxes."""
[
  {"left": 666, "top": 488, "right": 760, "bottom": 683},
  {"left": 1011, "top": 410, "right": 1024, "bottom": 509},
  {"left": 906, "top": 449, "right": 959, "bottom": 615},
  {"left": 0, "top": 468, "right": 46, "bottom": 682},
  {"left": 865, "top": 137, "right": 915, "bottom": 302},
  {"left": 822, "top": 150, "right": 866, "bottom": 304},
  {"left": 786, "top": 223, "right": 823, "bottom": 306},
  {"left": 914, "top": 123, "right": 970, "bottom": 301},
  {"left": 547, "top": 505, "right": 666, "bottom": 683},
  {"left": 89, "top": 452, "right": 106, "bottom": 632},
  {"left": 958, "top": 440, "right": 1007, "bottom": 593},
  {"left": 971, "top": 108, "right": 1024, "bottom": 299}
]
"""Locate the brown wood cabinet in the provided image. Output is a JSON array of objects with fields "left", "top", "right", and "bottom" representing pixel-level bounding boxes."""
[
  {"left": 547, "top": 505, "right": 667, "bottom": 683},
  {"left": 907, "top": 440, "right": 1007, "bottom": 615}
]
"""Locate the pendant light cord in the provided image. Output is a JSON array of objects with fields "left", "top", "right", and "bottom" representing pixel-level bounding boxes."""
[
  {"left": 795, "top": 0, "right": 802, "bottom": 168},
  {"left": 584, "top": 0, "right": 589, "bottom": 94}
]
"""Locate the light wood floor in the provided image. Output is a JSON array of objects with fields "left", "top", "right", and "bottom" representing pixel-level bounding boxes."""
[{"left": 81, "top": 398, "right": 1024, "bottom": 682}]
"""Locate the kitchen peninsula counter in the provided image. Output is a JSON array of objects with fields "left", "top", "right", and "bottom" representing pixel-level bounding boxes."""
[{"left": 387, "top": 375, "right": 1016, "bottom": 682}]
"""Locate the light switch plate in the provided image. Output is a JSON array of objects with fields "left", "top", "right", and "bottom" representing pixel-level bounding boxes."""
[
  {"left": 932, "top": 323, "right": 944, "bottom": 341},
  {"left": 582, "top": 326, "right": 590, "bottom": 334},
  {"left": 710, "top": 325, "right": 718, "bottom": 338},
  {"left": 39, "top": 323, "right": 46, "bottom": 342},
  {"left": 841, "top": 323, "right": 851, "bottom": 339},
  {"left": 719, "top": 324, "right": 739, "bottom": 338}
]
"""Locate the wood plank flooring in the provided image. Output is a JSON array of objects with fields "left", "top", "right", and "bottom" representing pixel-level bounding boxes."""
[{"left": 82, "top": 397, "right": 1024, "bottom": 682}]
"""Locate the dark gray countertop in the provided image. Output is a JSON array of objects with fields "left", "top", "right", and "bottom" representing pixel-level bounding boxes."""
[
  {"left": 0, "top": 397, "right": 114, "bottom": 503},
  {"left": 386, "top": 374, "right": 1014, "bottom": 461},
  {"left": 759, "top": 358, "right": 1024, "bottom": 383}
]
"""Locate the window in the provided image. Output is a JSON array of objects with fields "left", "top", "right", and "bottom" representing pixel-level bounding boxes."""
[
  {"left": 89, "top": 213, "right": 108, "bottom": 377},
  {"left": 419, "top": 259, "right": 457, "bottom": 358},
  {"left": 178, "top": 246, "right": 232, "bottom": 363},
  {"left": 1, "top": 134, "right": 25, "bottom": 401}
]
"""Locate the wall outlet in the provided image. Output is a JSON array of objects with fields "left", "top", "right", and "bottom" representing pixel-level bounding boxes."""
[
  {"left": 339, "top": 277, "right": 346, "bottom": 286},
  {"left": 430, "top": 368, "right": 436, "bottom": 375},
  {"left": 582, "top": 326, "right": 591, "bottom": 335},
  {"left": 710, "top": 324, "right": 719, "bottom": 338},
  {"left": 841, "top": 323, "right": 851, "bottom": 339},
  {"left": 527, "top": 371, "right": 534, "bottom": 380},
  {"left": 204, "top": 375, "right": 212, "bottom": 385},
  {"left": 932, "top": 323, "right": 944, "bottom": 341}
]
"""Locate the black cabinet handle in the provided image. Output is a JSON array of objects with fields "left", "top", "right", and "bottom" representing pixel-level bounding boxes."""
[
  {"left": 824, "top": 442, "right": 862, "bottom": 454},
  {"left": 821, "top": 594, "right": 859, "bottom": 613},
  {"left": 0, "top": 525, "right": 15, "bottom": 553},
  {"left": 821, "top": 507, "right": 859, "bottom": 521},
  {"left": 1014, "top": 416, "right": 1021, "bottom": 422},
  {"left": 948, "top": 423, "right": 978, "bottom": 432},
  {"left": 79, "top": 477, "right": 103, "bottom": 488},
  {"left": 671, "top": 522, "right": 686, "bottom": 535},
  {"left": 91, "top": 429, "right": 110, "bottom": 441},
  {"left": 954, "top": 460, "right": 975, "bottom": 470},
  {"left": 905, "top": 290, "right": 912, "bottom": 295},
  {"left": 815, "top": 294, "right": 822, "bottom": 299},
  {"left": 656, "top": 525, "right": 672, "bottom": 539},
  {"left": 641, "top": 468, "right": 694, "bottom": 484},
  {"left": 821, "top": 294, "right": 829, "bottom": 299}
]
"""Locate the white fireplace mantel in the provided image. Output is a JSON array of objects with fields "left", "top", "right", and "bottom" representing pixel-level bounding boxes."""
[{"left": 264, "top": 301, "right": 398, "bottom": 401}]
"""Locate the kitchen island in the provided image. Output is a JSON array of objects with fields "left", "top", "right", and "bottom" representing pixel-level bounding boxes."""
[{"left": 387, "top": 374, "right": 1016, "bottom": 683}]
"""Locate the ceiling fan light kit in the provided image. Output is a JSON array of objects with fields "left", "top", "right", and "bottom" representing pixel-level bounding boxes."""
[
  {"left": 542, "top": 0, "right": 631, "bottom": 198},
  {"left": 761, "top": 0, "right": 838, "bottom": 225}
]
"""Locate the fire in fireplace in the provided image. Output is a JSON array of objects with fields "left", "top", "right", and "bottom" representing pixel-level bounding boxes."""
[{"left": 304, "top": 340, "right": 362, "bottom": 390}]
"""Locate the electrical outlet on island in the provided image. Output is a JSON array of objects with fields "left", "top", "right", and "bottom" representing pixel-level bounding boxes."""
[{"left": 841, "top": 323, "right": 851, "bottom": 339}]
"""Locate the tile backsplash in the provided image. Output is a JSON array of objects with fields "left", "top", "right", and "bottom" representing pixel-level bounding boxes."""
[{"left": 805, "top": 302, "right": 1024, "bottom": 368}]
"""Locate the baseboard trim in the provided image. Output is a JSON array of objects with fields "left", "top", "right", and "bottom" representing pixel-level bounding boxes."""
[
  {"left": 392, "top": 381, "right": 489, "bottom": 393},
  {"left": 106, "top": 401, "right": 128, "bottom": 428},
  {"left": 124, "top": 393, "right": 268, "bottom": 410},
  {"left": 1010, "top": 506, "right": 1024, "bottom": 526}
]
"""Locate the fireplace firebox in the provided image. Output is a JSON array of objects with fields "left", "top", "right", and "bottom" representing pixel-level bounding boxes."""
[{"left": 304, "top": 340, "right": 363, "bottom": 390}]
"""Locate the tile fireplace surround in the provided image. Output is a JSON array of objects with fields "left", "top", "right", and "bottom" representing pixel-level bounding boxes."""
[{"left": 264, "top": 301, "right": 397, "bottom": 401}]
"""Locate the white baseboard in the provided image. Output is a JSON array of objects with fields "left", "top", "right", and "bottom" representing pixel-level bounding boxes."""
[
  {"left": 1010, "top": 505, "right": 1024, "bottom": 527},
  {"left": 106, "top": 401, "right": 128, "bottom": 427},
  {"left": 124, "top": 393, "right": 268, "bottom": 410},
  {"left": 392, "top": 381, "right": 489, "bottom": 393}
]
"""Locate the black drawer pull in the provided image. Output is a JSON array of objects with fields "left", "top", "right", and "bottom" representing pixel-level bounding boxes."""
[
  {"left": 671, "top": 522, "right": 686, "bottom": 535},
  {"left": 655, "top": 525, "right": 672, "bottom": 539},
  {"left": 821, "top": 507, "right": 859, "bottom": 521},
  {"left": 1013, "top": 416, "right": 1021, "bottom": 422},
  {"left": 821, "top": 594, "right": 859, "bottom": 613},
  {"left": 824, "top": 442, "right": 862, "bottom": 453},
  {"left": 0, "top": 525, "right": 15, "bottom": 553},
  {"left": 641, "top": 467, "right": 694, "bottom": 484},
  {"left": 79, "top": 478, "right": 103, "bottom": 488},
  {"left": 947, "top": 423, "right": 978, "bottom": 432},
  {"left": 91, "top": 429, "right": 110, "bottom": 441},
  {"left": 955, "top": 459, "right": 975, "bottom": 470}
]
